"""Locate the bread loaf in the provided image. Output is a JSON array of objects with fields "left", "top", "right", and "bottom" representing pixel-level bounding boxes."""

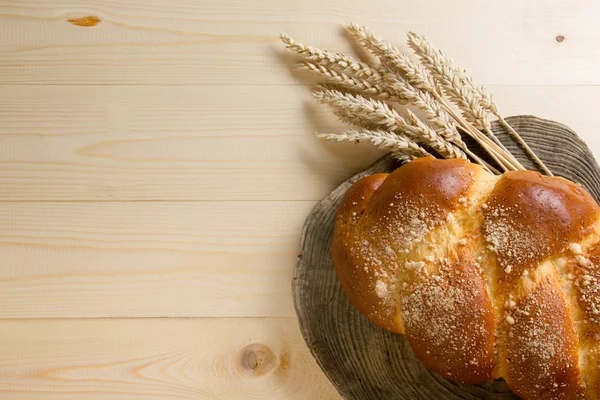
[{"left": 332, "top": 157, "right": 600, "bottom": 400}]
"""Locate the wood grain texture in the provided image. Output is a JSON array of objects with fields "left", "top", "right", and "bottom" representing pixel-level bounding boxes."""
[
  {"left": 0, "top": 85, "right": 381, "bottom": 201},
  {"left": 295, "top": 116, "right": 600, "bottom": 399},
  {"left": 1, "top": 85, "right": 600, "bottom": 201},
  {"left": 1, "top": 0, "right": 599, "bottom": 85},
  {"left": 0, "top": 200, "right": 318, "bottom": 318},
  {"left": 0, "top": 318, "right": 340, "bottom": 399}
]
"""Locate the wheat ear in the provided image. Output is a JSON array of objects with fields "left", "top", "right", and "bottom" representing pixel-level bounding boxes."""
[
  {"left": 298, "top": 62, "right": 404, "bottom": 103},
  {"left": 279, "top": 34, "right": 380, "bottom": 81},
  {"left": 311, "top": 77, "right": 496, "bottom": 172},
  {"left": 316, "top": 129, "right": 431, "bottom": 158},
  {"left": 345, "top": 24, "right": 520, "bottom": 172},
  {"left": 302, "top": 59, "right": 461, "bottom": 144},
  {"left": 313, "top": 89, "right": 467, "bottom": 161},
  {"left": 393, "top": 152, "right": 421, "bottom": 164},
  {"left": 407, "top": 32, "right": 551, "bottom": 175},
  {"left": 394, "top": 30, "right": 521, "bottom": 171},
  {"left": 345, "top": 23, "right": 439, "bottom": 94}
]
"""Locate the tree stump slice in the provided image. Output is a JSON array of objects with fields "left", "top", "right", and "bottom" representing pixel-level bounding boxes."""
[{"left": 294, "top": 116, "right": 600, "bottom": 400}]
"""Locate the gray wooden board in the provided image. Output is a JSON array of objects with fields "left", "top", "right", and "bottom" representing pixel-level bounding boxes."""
[{"left": 294, "top": 116, "right": 600, "bottom": 400}]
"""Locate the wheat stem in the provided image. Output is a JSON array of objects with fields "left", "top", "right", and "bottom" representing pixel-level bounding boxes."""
[
  {"left": 436, "top": 99, "right": 518, "bottom": 172},
  {"left": 497, "top": 115, "right": 554, "bottom": 176},
  {"left": 483, "top": 126, "right": 516, "bottom": 159}
]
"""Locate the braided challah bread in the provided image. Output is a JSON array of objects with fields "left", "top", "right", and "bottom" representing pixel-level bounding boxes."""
[{"left": 332, "top": 157, "right": 600, "bottom": 400}]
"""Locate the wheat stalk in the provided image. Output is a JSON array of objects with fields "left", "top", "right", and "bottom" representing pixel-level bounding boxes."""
[
  {"left": 313, "top": 89, "right": 467, "bottom": 161},
  {"left": 313, "top": 78, "right": 498, "bottom": 172},
  {"left": 344, "top": 24, "right": 523, "bottom": 173},
  {"left": 346, "top": 24, "right": 439, "bottom": 94},
  {"left": 316, "top": 129, "right": 431, "bottom": 158},
  {"left": 288, "top": 29, "right": 497, "bottom": 164},
  {"left": 299, "top": 62, "right": 404, "bottom": 103},
  {"left": 407, "top": 31, "right": 552, "bottom": 175},
  {"left": 382, "top": 75, "right": 459, "bottom": 142},
  {"left": 303, "top": 58, "right": 459, "bottom": 143},
  {"left": 280, "top": 33, "right": 380, "bottom": 81},
  {"left": 406, "top": 31, "right": 492, "bottom": 128},
  {"left": 296, "top": 41, "right": 497, "bottom": 170},
  {"left": 279, "top": 26, "right": 551, "bottom": 177}
]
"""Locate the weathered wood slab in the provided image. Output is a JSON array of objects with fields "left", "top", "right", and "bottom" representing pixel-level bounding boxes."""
[{"left": 294, "top": 115, "right": 600, "bottom": 400}]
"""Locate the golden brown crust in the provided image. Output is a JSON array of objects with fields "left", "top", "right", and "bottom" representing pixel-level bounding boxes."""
[
  {"left": 584, "top": 347, "right": 600, "bottom": 400},
  {"left": 363, "top": 157, "right": 480, "bottom": 227},
  {"left": 577, "top": 242, "right": 600, "bottom": 328},
  {"left": 332, "top": 157, "right": 481, "bottom": 333},
  {"left": 332, "top": 173, "right": 392, "bottom": 330},
  {"left": 483, "top": 170, "right": 600, "bottom": 278},
  {"left": 331, "top": 157, "right": 600, "bottom": 399},
  {"left": 573, "top": 242, "right": 600, "bottom": 399},
  {"left": 403, "top": 248, "right": 496, "bottom": 383},
  {"left": 505, "top": 275, "right": 583, "bottom": 399}
]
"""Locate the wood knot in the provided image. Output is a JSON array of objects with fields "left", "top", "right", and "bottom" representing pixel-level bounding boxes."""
[
  {"left": 237, "top": 343, "right": 276, "bottom": 377},
  {"left": 67, "top": 16, "right": 101, "bottom": 27},
  {"left": 556, "top": 35, "right": 565, "bottom": 43}
]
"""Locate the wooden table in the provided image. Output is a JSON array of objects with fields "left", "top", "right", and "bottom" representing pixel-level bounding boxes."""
[{"left": 1, "top": 1, "right": 599, "bottom": 398}]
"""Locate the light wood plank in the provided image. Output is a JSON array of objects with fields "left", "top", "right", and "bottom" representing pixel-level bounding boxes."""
[
  {"left": 0, "top": 85, "right": 382, "bottom": 201},
  {"left": 1, "top": 85, "right": 600, "bottom": 202},
  {"left": 1, "top": 0, "right": 599, "bottom": 85},
  {"left": 0, "top": 317, "right": 340, "bottom": 399},
  {"left": 0, "top": 201, "right": 315, "bottom": 318}
]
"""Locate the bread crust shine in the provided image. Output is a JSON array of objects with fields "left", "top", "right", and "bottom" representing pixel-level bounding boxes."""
[{"left": 331, "top": 157, "right": 600, "bottom": 400}]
